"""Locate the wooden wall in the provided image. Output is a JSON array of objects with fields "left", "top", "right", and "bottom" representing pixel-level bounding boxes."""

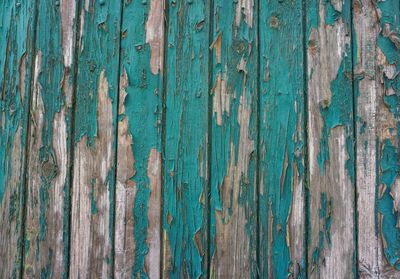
[{"left": 0, "top": 0, "right": 399, "bottom": 278}]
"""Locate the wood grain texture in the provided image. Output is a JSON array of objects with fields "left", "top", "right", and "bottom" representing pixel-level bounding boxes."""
[
  {"left": 258, "top": 0, "right": 306, "bottom": 277},
  {"left": 2, "top": 1, "right": 400, "bottom": 278},
  {"left": 114, "top": 0, "right": 164, "bottom": 278},
  {"left": 209, "top": 0, "right": 258, "bottom": 277},
  {"left": 352, "top": 0, "right": 399, "bottom": 277},
  {"left": 306, "top": 0, "right": 356, "bottom": 277},
  {"left": 23, "top": 1, "right": 77, "bottom": 277},
  {"left": 162, "top": 0, "right": 210, "bottom": 277},
  {"left": 69, "top": 0, "right": 121, "bottom": 278},
  {"left": 355, "top": 0, "right": 400, "bottom": 277},
  {"left": 0, "top": 1, "right": 36, "bottom": 278}
]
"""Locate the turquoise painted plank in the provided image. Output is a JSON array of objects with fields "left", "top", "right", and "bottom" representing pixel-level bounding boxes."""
[
  {"left": 23, "top": 1, "right": 78, "bottom": 278},
  {"left": 374, "top": 0, "right": 400, "bottom": 274},
  {"left": 259, "top": 0, "right": 306, "bottom": 277},
  {"left": 209, "top": 0, "right": 258, "bottom": 277},
  {"left": 163, "top": 0, "right": 210, "bottom": 277},
  {"left": 306, "top": 0, "right": 356, "bottom": 277},
  {"left": 114, "top": 0, "right": 164, "bottom": 278},
  {"left": 69, "top": 0, "right": 122, "bottom": 277},
  {"left": 0, "top": 1, "right": 36, "bottom": 278}
]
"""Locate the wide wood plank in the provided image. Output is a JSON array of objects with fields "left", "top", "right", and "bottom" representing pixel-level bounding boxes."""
[
  {"left": 23, "top": 1, "right": 77, "bottom": 277},
  {"left": 355, "top": 0, "right": 400, "bottom": 277},
  {"left": 69, "top": 1, "right": 122, "bottom": 277},
  {"left": 162, "top": 0, "right": 210, "bottom": 277},
  {"left": 306, "top": 0, "right": 356, "bottom": 277},
  {"left": 353, "top": 0, "right": 393, "bottom": 276},
  {"left": 258, "top": 0, "right": 306, "bottom": 277},
  {"left": 114, "top": 0, "right": 164, "bottom": 278},
  {"left": 0, "top": 1, "right": 37, "bottom": 278},
  {"left": 209, "top": 0, "right": 258, "bottom": 277}
]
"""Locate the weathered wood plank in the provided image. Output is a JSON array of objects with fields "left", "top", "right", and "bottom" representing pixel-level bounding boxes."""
[
  {"left": 162, "top": 0, "right": 210, "bottom": 277},
  {"left": 258, "top": 0, "right": 306, "bottom": 277},
  {"left": 114, "top": 0, "right": 164, "bottom": 278},
  {"left": 23, "top": 1, "right": 77, "bottom": 277},
  {"left": 0, "top": 1, "right": 37, "bottom": 278},
  {"left": 306, "top": 0, "right": 356, "bottom": 277},
  {"left": 355, "top": 0, "right": 400, "bottom": 277},
  {"left": 352, "top": 0, "right": 397, "bottom": 277},
  {"left": 69, "top": 1, "right": 122, "bottom": 278},
  {"left": 209, "top": 0, "right": 258, "bottom": 277}
]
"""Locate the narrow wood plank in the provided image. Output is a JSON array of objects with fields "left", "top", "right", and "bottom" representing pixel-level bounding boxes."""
[
  {"left": 69, "top": 1, "right": 122, "bottom": 277},
  {"left": 209, "top": 0, "right": 258, "bottom": 277},
  {"left": 306, "top": 0, "right": 356, "bottom": 277},
  {"left": 0, "top": 1, "right": 37, "bottom": 278},
  {"left": 23, "top": 1, "right": 77, "bottom": 277},
  {"left": 258, "top": 0, "right": 306, "bottom": 277},
  {"left": 162, "top": 0, "right": 210, "bottom": 277},
  {"left": 354, "top": 0, "right": 400, "bottom": 277},
  {"left": 114, "top": 0, "right": 164, "bottom": 278}
]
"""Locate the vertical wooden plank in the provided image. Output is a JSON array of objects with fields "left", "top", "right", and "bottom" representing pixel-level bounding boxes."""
[
  {"left": 0, "top": 1, "right": 36, "bottom": 278},
  {"left": 114, "top": 0, "right": 164, "bottom": 278},
  {"left": 306, "top": 0, "right": 355, "bottom": 277},
  {"left": 374, "top": 0, "right": 400, "bottom": 276},
  {"left": 258, "top": 0, "right": 306, "bottom": 277},
  {"left": 354, "top": 0, "right": 400, "bottom": 277},
  {"left": 23, "top": 0, "right": 77, "bottom": 278},
  {"left": 209, "top": 0, "right": 258, "bottom": 277},
  {"left": 163, "top": 0, "right": 210, "bottom": 277},
  {"left": 69, "top": 1, "right": 122, "bottom": 278},
  {"left": 353, "top": 0, "right": 382, "bottom": 276}
]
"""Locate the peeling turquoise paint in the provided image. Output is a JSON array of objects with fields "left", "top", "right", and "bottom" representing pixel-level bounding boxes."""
[
  {"left": 209, "top": 0, "right": 258, "bottom": 276},
  {"left": 378, "top": 140, "right": 400, "bottom": 269},
  {"left": 2, "top": 0, "right": 399, "bottom": 277},
  {"left": 259, "top": 0, "right": 305, "bottom": 277},
  {"left": 312, "top": 192, "right": 332, "bottom": 272},
  {"left": 317, "top": 52, "right": 355, "bottom": 183},
  {"left": 375, "top": 0, "right": 400, "bottom": 271},
  {"left": 0, "top": 1, "right": 36, "bottom": 277},
  {"left": 74, "top": 1, "right": 121, "bottom": 146},
  {"left": 22, "top": 0, "right": 76, "bottom": 277},
  {"left": 75, "top": 0, "right": 122, "bottom": 242},
  {"left": 119, "top": 0, "right": 163, "bottom": 276},
  {"left": 163, "top": 1, "right": 210, "bottom": 277}
]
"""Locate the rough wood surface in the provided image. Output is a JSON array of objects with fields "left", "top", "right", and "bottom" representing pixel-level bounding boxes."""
[
  {"left": 306, "top": 0, "right": 356, "bottom": 277},
  {"left": 354, "top": 0, "right": 400, "bottom": 277},
  {"left": 258, "top": 0, "right": 306, "bottom": 277},
  {"left": 2, "top": 1, "right": 400, "bottom": 278},
  {"left": 23, "top": 1, "right": 77, "bottom": 277},
  {"left": 162, "top": 0, "right": 210, "bottom": 277},
  {"left": 0, "top": 1, "right": 36, "bottom": 278},
  {"left": 353, "top": 0, "right": 393, "bottom": 277},
  {"left": 114, "top": 0, "right": 164, "bottom": 278},
  {"left": 69, "top": 1, "right": 121, "bottom": 278},
  {"left": 209, "top": 0, "right": 258, "bottom": 277}
]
